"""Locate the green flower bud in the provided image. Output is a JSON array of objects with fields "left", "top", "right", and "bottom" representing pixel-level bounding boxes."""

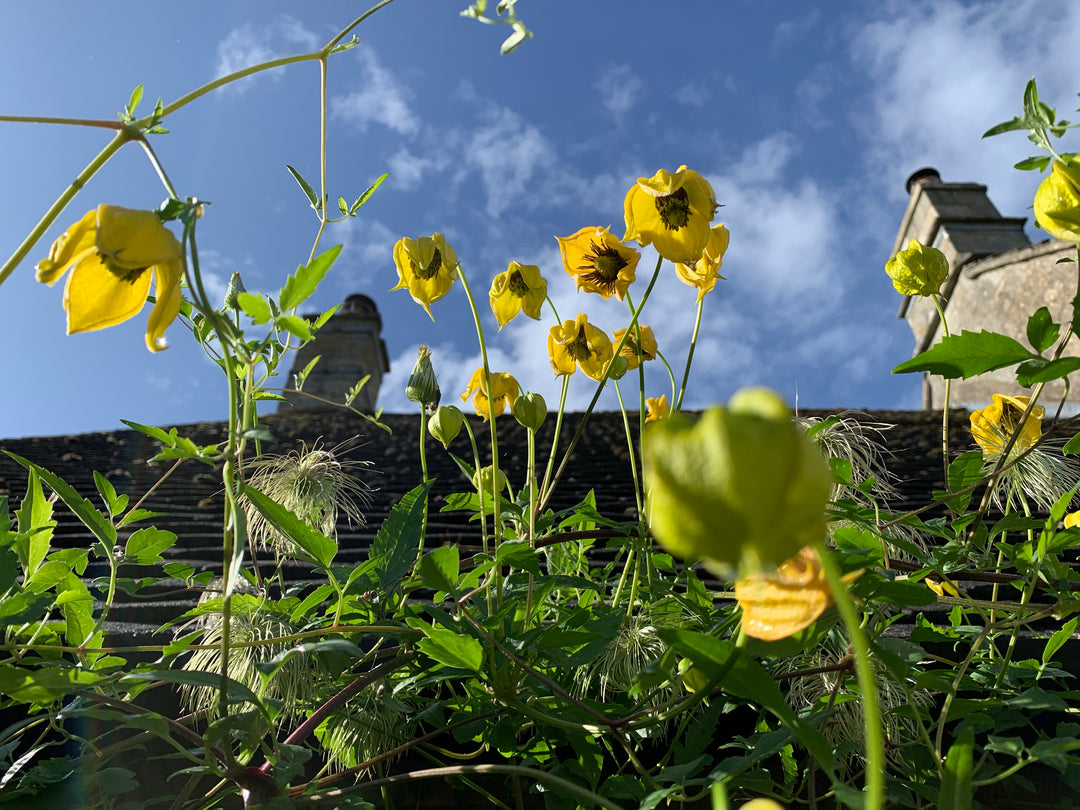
[
  {"left": 884, "top": 238, "right": 949, "bottom": 297},
  {"left": 472, "top": 464, "right": 509, "bottom": 503},
  {"left": 406, "top": 345, "right": 440, "bottom": 407},
  {"left": 223, "top": 271, "right": 246, "bottom": 311},
  {"left": 605, "top": 355, "right": 630, "bottom": 381},
  {"left": 512, "top": 391, "right": 547, "bottom": 431},
  {"left": 428, "top": 404, "right": 464, "bottom": 449},
  {"left": 642, "top": 387, "right": 832, "bottom": 575}
]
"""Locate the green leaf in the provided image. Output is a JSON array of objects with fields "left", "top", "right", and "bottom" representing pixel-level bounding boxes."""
[
  {"left": 1015, "top": 155, "right": 1052, "bottom": 172},
  {"left": 0, "top": 546, "right": 17, "bottom": 594},
  {"left": 369, "top": 481, "right": 433, "bottom": 595},
  {"left": 1027, "top": 307, "right": 1060, "bottom": 353},
  {"left": 276, "top": 314, "right": 312, "bottom": 341},
  {"left": 236, "top": 291, "right": 272, "bottom": 324},
  {"left": 278, "top": 244, "right": 342, "bottom": 312},
  {"left": 939, "top": 727, "right": 974, "bottom": 810},
  {"left": 1065, "top": 430, "right": 1080, "bottom": 455},
  {"left": 126, "top": 84, "right": 144, "bottom": 115},
  {"left": 416, "top": 625, "right": 483, "bottom": 672},
  {"left": 15, "top": 468, "right": 54, "bottom": 574},
  {"left": 93, "top": 471, "right": 127, "bottom": 517},
  {"left": 1016, "top": 356, "right": 1080, "bottom": 387},
  {"left": 350, "top": 172, "right": 389, "bottom": 214},
  {"left": 0, "top": 591, "right": 53, "bottom": 625},
  {"left": 337, "top": 196, "right": 348, "bottom": 216},
  {"left": 5, "top": 453, "right": 115, "bottom": 548},
  {"left": 286, "top": 164, "right": 320, "bottom": 210},
  {"left": 241, "top": 484, "right": 337, "bottom": 569},
  {"left": 124, "top": 527, "right": 177, "bottom": 565},
  {"left": 122, "top": 669, "right": 263, "bottom": 709},
  {"left": 892, "top": 330, "right": 1037, "bottom": 379},
  {"left": 419, "top": 545, "right": 459, "bottom": 596},
  {"left": 943, "top": 451, "right": 984, "bottom": 514},
  {"left": 0, "top": 664, "right": 101, "bottom": 703},
  {"left": 1043, "top": 617, "right": 1079, "bottom": 666},
  {"left": 119, "top": 421, "right": 217, "bottom": 465}
]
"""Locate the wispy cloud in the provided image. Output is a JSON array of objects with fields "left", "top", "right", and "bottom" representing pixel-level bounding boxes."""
[
  {"left": 595, "top": 64, "right": 644, "bottom": 117},
  {"left": 214, "top": 15, "right": 318, "bottom": 91},
  {"left": 674, "top": 83, "right": 710, "bottom": 108},
  {"left": 330, "top": 44, "right": 419, "bottom": 136}
]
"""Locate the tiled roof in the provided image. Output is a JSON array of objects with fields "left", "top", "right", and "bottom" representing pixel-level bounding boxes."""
[{"left": 0, "top": 408, "right": 955, "bottom": 641}]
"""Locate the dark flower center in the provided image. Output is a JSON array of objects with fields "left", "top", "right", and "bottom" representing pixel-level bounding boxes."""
[
  {"left": 577, "top": 241, "right": 628, "bottom": 294},
  {"left": 411, "top": 247, "right": 443, "bottom": 280},
  {"left": 101, "top": 252, "right": 149, "bottom": 284},
  {"left": 508, "top": 270, "right": 530, "bottom": 297},
  {"left": 569, "top": 326, "right": 593, "bottom": 360},
  {"left": 655, "top": 187, "right": 691, "bottom": 230}
]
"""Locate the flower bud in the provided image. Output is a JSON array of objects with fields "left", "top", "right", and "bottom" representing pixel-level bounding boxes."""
[
  {"left": 472, "top": 464, "right": 509, "bottom": 502},
  {"left": 885, "top": 239, "right": 949, "bottom": 297},
  {"left": 428, "top": 405, "right": 464, "bottom": 449},
  {"left": 223, "top": 271, "right": 246, "bottom": 311},
  {"left": 1034, "top": 159, "right": 1080, "bottom": 243},
  {"left": 406, "top": 345, "right": 440, "bottom": 407},
  {"left": 513, "top": 391, "right": 547, "bottom": 431},
  {"left": 643, "top": 387, "right": 832, "bottom": 575},
  {"left": 605, "top": 355, "right": 630, "bottom": 381}
]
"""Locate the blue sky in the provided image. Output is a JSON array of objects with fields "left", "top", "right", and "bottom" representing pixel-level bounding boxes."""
[{"left": 1, "top": 1, "right": 1078, "bottom": 440}]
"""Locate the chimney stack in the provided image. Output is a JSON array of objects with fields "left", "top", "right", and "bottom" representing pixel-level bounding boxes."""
[{"left": 278, "top": 294, "right": 389, "bottom": 412}]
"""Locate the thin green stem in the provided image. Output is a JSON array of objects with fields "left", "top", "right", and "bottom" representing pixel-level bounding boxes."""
[
  {"left": 675, "top": 295, "right": 705, "bottom": 412},
  {"left": 932, "top": 294, "right": 951, "bottom": 485},
  {"left": 814, "top": 539, "right": 884, "bottom": 810}
]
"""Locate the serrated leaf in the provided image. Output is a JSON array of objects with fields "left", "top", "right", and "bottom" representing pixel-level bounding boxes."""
[
  {"left": 350, "top": 173, "right": 389, "bottom": 213},
  {"left": 337, "top": 196, "right": 348, "bottom": 216},
  {"left": 982, "top": 117, "right": 1031, "bottom": 139},
  {"left": 286, "top": 164, "right": 319, "bottom": 210},
  {"left": 416, "top": 625, "right": 483, "bottom": 672},
  {"left": 241, "top": 484, "right": 337, "bottom": 569},
  {"left": 1015, "top": 155, "right": 1052, "bottom": 171},
  {"left": 943, "top": 450, "right": 983, "bottom": 514},
  {"left": 1017, "top": 356, "right": 1080, "bottom": 387},
  {"left": 419, "top": 545, "right": 459, "bottom": 595},
  {"left": 5, "top": 453, "right": 115, "bottom": 548},
  {"left": 236, "top": 292, "right": 272, "bottom": 324},
  {"left": 1027, "top": 307, "right": 1059, "bottom": 353},
  {"left": 15, "top": 468, "right": 54, "bottom": 574},
  {"left": 369, "top": 481, "right": 433, "bottom": 595},
  {"left": 124, "top": 527, "right": 176, "bottom": 565},
  {"left": 276, "top": 314, "right": 312, "bottom": 341},
  {"left": 278, "top": 244, "right": 342, "bottom": 312},
  {"left": 892, "top": 330, "right": 1036, "bottom": 379}
]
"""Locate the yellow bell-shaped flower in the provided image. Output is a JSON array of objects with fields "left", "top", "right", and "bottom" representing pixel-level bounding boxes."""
[
  {"left": 391, "top": 233, "right": 459, "bottom": 319},
  {"left": 547, "top": 313, "right": 614, "bottom": 381},
  {"left": 489, "top": 261, "right": 547, "bottom": 328},
  {"left": 674, "top": 223, "right": 729, "bottom": 302},
  {"left": 461, "top": 368, "right": 519, "bottom": 420},
  {"left": 1034, "top": 159, "right": 1080, "bottom": 243},
  {"left": 643, "top": 388, "right": 832, "bottom": 575},
  {"left": 612, "top": 325, "right": 657, "bottom": 371},
  {"left": 623, "top": 166, "right": 717, "bottom": 264},
  {"left": 556, "top": 226, "right": 640, "bottom": 300},
  {"left": 35, "top": 205, "right": 184, "bottom": 352},
  {"left": 885, "top": 238, "right": 949, "bottom": 297},
  {"left": 970, "top": 393, "right": 1044, "bottom": 458}
]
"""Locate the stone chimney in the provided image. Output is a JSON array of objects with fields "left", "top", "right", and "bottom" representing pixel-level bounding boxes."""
[
  {"left": 278, "top": 294, "right": 389, "bottom": 412},
  {"left": 893, "top": 168, "right": 1078, "bottom": 411}
]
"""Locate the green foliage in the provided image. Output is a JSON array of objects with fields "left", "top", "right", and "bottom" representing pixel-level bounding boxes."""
[{"left": 892, "top": 329, "right": 1037, "bottom": 378}]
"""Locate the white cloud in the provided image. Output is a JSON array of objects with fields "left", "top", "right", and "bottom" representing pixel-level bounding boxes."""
[
  {"left": 330, "top": 44, "right": 418, "bottom": 136},
  {"left": 849, "top": 0, "right": 1080, "bottom": 217},
  {"left": 215, "top": 15, "right": 318, "bottom": 90},
  {"left": 674, "top": 83, "right": 709, "bottom": 108},
  {"left": 465, "top": 107, "right": 557, "bottom": 218},
  {"left": 595, "top": 64, "right": 644, "bottom": 117}
]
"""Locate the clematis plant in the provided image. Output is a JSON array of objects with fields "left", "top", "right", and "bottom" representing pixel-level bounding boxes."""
[
  {"left": 489, "top": 260, "right": 547, "bottom": 328},
  {"left": 556, "top": 225, "right": 641, "bottom": 300},
  {"left": 623, "top": 165, "right": 717, "bottom": 264},
  {"left": 547, "top": 312, "right": 614, "bottom": 380},
  {"left": 391, "top": 233, "right": 459, "bottom": 319},
  {"left": 1034, "top": 158, "right": 1080, "bottom": 243}
]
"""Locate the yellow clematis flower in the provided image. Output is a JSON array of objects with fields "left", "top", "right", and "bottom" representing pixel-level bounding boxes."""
[
  {"left": 645, "top": 393, "right": 670, "bottom": 423},
  {"left": 623, "top": 165, "right": 717, "bottom": 264},
  {"left": 970, "top": 394, "right": 1044, "bottom": 458},
  {"left": 461, "top": 368, "right": 519, "bottom": 420},
  {"left": 674, "top": 223, "right": 729, "bottom": 301},
  {"left": 35, "top": 204, "right": 184, "bottom": 352},
  {"left": 556, "top": 226, "right": 640, "bottom": 300},
  {"left": 547, "top": 312, "right": 614, "bottom": 381},
  {"left": 391, "top": 233, "right": 459, "bottom": 319},
  {"left": 735, "top": 545, "right": 861, "bottom": 641},
  {"left": 1066, "top": 511, "right": 1080, "bottom": 529},
  {"left": 1034, "top": 159, "right": 1080, "bottom": 243},
  {"left": 885, "top": 238, "right": 949, "bottom": 297},
  {"left": 612, "top": 324, "right": 657, "bottom": 371},
  {"left": 489, "top": 261, "right": 547, "bottom": 328}
]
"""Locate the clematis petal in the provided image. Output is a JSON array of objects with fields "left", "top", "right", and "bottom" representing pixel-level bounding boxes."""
[
  {"left": 623, "top": 166, "right": 716, "bottom": 264},
  {"left": 145, "top": 258, "right": 185, "bottom": 351},
  {"left": 35, "top": 209, "right": 98, "bottom": 285},
  {"left": 63, "top": 253, "right": 152, "bottom": 334},
  {"left": 96, "top": 205, "right": 183, "bottom": 271}
]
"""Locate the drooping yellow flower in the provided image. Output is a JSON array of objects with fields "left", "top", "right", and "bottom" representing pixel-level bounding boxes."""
[
  {"left": 391, "top": 233, "right": 459, "bottom": 319},
  {"left": 1034, "top": 159, "right": 1080, "bottom": 243},
  {"left": 735, "top": 546, "right": 860, "bottom": 641},
  {"left": 547, "top": 313, "right": 614, "bottom": 381},
  {"left": 612, "top": 325, "right": 657, "bottom": 370},
  {"left": 645, "top": 394, "right": 670, "bottom": 423},
  {"left": 489, "top": 261, "right": 547, "bottom": 328},
  {"left": 461, "top": 368, "right": 519, "bottom": 420},
  {"left": 970, "top": 394, "right": 1044, "bottom": 458},
  {"left": 674, "top": 223, "right": 729, "bottom": 302},
  {"left": 885, "top": 238, "right": 949, "bottom": 297},
  {"left": 1066, "top": 511, "right": 1080, "bottom": 529},
  {"left": 35, "top": 205, "right": 184, "bottom": 352},
  {"left": 623, "top": 165, "right": 717, "bottom": 264},
  {"left": 556, "top": 226, "right": 640, "bottom": 300}
]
